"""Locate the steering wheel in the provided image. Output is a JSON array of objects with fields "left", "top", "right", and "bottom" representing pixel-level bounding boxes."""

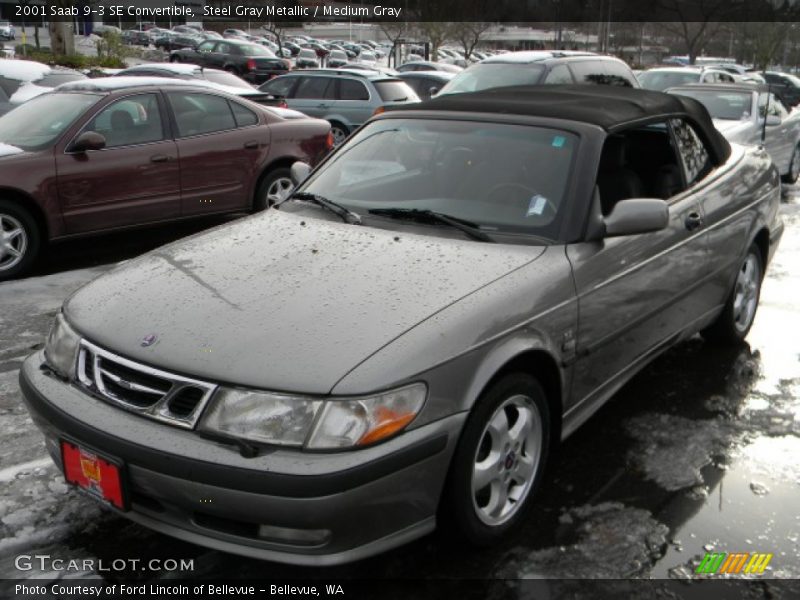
[{"left": 486, "top": 182, "right": 558, "bottom": 218}]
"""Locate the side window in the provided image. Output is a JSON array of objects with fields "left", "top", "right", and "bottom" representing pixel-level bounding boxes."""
[
  {"left": 86, "top": 93, "right": 165, "bottom": 148},
  {"left": 260, "top": 76, "right": 296, "bottom": 97},
  {"left": 167, "top": 92, "right": 236, "bottom": 137},
  {"left": 758, "top": 93, "right": 785, "bottom": 118},
  {"left": 770, "top": 93, "right": 789, "bottom": 118},
  {"left": 670, "top": 118, "right": 712, "bottom": 185},
  {"left": 294, "top": 76, "right": 333, "bottom": 99},
  {"left": 570, "top": 61, "right": 631, "bottom": 86},
  {"left": 543, "top": 64, "right": 573, "bottom": 84},
  {"left": 197, "top": 41, "right": 215, "bottom": 53},
  {"left": 339, "top": 79, "right": 369, "bottom": 100},
  {"left": 719, "top": 72, "right": 734, "bottom": 83},
  {"left": 229, "top": 100, "right": 258, "bottom": 127},
  {"left": 216, "top": 43, "right": 232, "bottom": 54},
  {"left": 602, "top": 61, "right": 636, "bottom": 87}
]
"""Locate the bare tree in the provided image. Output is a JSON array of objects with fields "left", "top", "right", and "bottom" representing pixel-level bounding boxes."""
[
  {"left": 415, "top": 22, "right": 454, "bottom": 61},
  {"left": 451, "top": 22, "right": 493, "bottom": 60},
  {"left": 47, "top": 0, "right": 75, "bottom": 55},
  {"left": 380, "top": 21, "right": 409, "bottom": 68},
  {"left": 657, "top": 0, "right": 729, "bottom": 64}
]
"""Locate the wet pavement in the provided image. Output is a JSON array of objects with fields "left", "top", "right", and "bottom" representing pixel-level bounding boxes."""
[{"left": 0, "top": 194, "right": 798, "bottom": 587}]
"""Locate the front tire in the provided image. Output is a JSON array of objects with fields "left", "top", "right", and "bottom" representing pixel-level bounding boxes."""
[
  {"left": 782, "top": 143, "right": 800, "bottom": 184},
  {"left": 702, "top": 243, "right": 763, "bottom": 344},
  {"left": 0, "top": 200, "right": 41, "bottom": 282},
  {"left": 253, "top": 168, "right": 294, "bottom": 211},
  {"left": 442, "top": 373, "right": 550, "bottom": 546}
]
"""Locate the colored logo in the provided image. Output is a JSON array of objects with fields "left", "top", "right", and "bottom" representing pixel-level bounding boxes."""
[
  {"left": 696, "top": 552, "right": 773, "bottom": 575},
  {"left": 140, "top": 334, "right": 157, "bottom": 348}
]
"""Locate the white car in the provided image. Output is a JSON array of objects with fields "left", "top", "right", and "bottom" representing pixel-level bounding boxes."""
[
  {"left": 0, "top": 20, "right": 15, "bottom": 40},
  {"left": 638, "top": 67, "right": 738, "bottom": 91},
  {"left": 0, "top": 59, "right": 87, "bottom": 114},
  {"left": 669, "top": 82, "right": 800, "bottom": 183}
]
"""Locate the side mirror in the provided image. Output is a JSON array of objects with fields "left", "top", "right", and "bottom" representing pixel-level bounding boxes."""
[
  {"left": 604, "top": 198, "right": 669, "bottom": 237},
  {"left": 70, "top": 131, "right": 106, "bottom": 153},
  {"left": 428, "top": 86, "right": 440, "bottom": 97},
  {"left": 766, "top": 114, "right": 782, "bottom": 126},
  {"left": 290, "top": 161, "right": 312, "bottom": 185}
]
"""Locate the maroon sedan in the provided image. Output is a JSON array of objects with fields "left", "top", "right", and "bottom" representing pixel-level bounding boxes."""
[{"left": 0, "top": 77, "right": 332, "bottom": 280}]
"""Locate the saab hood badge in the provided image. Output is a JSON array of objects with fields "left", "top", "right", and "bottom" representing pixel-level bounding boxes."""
[{"left": 141, "top": 334, "right": 158, "bottom": 348}]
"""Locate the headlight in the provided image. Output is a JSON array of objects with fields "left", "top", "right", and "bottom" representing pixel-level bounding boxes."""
[
  {"left": 200, "top": 382, "right": 427, "bottom": 450},
  {"left": 44, "top": 313, "right": 81, "bottom": 379}
]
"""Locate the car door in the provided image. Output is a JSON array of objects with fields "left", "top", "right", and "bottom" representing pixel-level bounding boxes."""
[
  {"left": 55, "top": 92, "right": 180, "bottom": 234},
  {"left": 166, "top": 91, "right": 268, "bottom": 215},
  {"left": 193, "top": 40, "right": 216, "bottom": 66},
  {"left": 289, "top": 76, "right": 335, "bottom": 118},
  {"left": 566, "top": 120, "right": 710, "bottom": 414},
  {"left": 336, "top": 77, "right": 371, "bottom": 127},
  {"left": 760, "top": 91, "right": 792, "bottom": 172}
]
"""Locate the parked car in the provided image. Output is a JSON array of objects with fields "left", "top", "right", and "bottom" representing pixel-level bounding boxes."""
[
  {"left": 0, "top": 77, "right": 332, "bottom": 280},
  {"left": 295, "top": 48, "right": 320, "bottom": 69},
  {"left": 170, "top": 39, "right": 291, "bottom": 84},
  {"left": 122, "top": 29, "right": 150, "bottom": 47},
  {"left": 327, "top": 50, "right": 349, "bottom": 69},
  {"left": 358, "top": 51, "right": 377, "bottom": 67},
  {"left": 762, "top": 71, "right": 800, "bottom": 107},
  {"left": 668, "top": 83, "right": 800, "bottom": 183},
  {"left": 155, "top": 33, "right": 201, "bottom": 52},
  {"left": 223, "top": 28, "right": 248, "bottom": 37},
  {"left": 283, "top": 41, "right": 302, "bottom": 57},
  {"left": 398, "top": 71, "right": 456, "bottom": 100},
  {"left": 259, "top": 69, "right": 420, "bottom": 145},
  {"left": 19, "top": 86, "right": 782, "bottom": 565},
  {"left": 437, "top": 51, "right": 639, "bottom": 97},
  {"left": 0, "top": 20, "right": 15, "bottom": 40},
  {"left": 637, "top": 67, "right": 737, "bottom": 91},
  {"left": 397, "top": 61, "right": 463, "bottom": 74},
  {"left": 115, "top": 64, "right": 289, "bottom": 107},
  {"left": 0, "top": 59, "right": 87, "bottom": 114}
]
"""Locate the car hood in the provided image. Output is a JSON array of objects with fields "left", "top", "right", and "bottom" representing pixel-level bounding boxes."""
[
  {"left": 0, "top": 142, "right": 24, "bottom": 157},
  {"left": 64, "top": 210, "right": 544, "bottom": 394},
  {"left": 712, "top": 118, "right": 752, "bottom": 141}
]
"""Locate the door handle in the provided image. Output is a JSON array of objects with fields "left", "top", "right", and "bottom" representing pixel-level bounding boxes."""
[
  {"left": 317, "top": 103, "right": 329, "bottom": 109},
  {"left": 150, "top": 154, "right": 170, "bottom": 163},
  {"left": 685, "top": 211, "right": 704, "bottom": 231},
  {"left": 243, "top": 141, "right": 259, "bottom": 149}
]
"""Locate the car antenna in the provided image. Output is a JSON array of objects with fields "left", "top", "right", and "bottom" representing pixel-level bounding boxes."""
[{"left": 761, "top": 71, "right": 770, "bottom": 147}]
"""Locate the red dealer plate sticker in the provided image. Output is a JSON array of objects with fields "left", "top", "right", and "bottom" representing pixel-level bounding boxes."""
[{"left": 60, "top": 439, "right": 128, "bottom": 510}]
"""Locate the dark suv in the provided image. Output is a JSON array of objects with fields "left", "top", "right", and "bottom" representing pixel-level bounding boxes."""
[
  {"left": 437, "top": 51, "right": 639, "bottom": 96},
  {"left": 170, "top": 39, "right": 291, "bottom": 84},
  {"left": 0, "top": 78, "right": 331, "bottom": 280}
]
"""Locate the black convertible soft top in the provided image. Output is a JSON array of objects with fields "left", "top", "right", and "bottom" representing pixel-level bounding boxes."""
[{"left": 396, "top": 85, "right": 731, "bottom": 165}]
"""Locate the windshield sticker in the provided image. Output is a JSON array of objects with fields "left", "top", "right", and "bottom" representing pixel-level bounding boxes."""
[
  {"left": 527, "top": 195, "right": 548, "bottom": 217},
  {"left": 552, "top": 135, "right": 566, "bottom": 148}
]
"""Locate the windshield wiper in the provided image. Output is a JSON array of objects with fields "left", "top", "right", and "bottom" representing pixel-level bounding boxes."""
[
  {"left": 280, "top": 192, "right": 362, "bottom": 225},
  {"left": 368, "top": 208, "right": 495, "bottom": 243}
]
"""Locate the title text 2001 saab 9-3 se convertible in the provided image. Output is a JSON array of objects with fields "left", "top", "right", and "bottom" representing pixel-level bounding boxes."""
[{"left": 21, "top": 86, "right": 783, "bottom": 565}]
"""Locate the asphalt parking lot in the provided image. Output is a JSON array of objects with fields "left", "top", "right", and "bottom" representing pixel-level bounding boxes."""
[{"left": 0, "top": 192, "right": 798, "bottom": 587}]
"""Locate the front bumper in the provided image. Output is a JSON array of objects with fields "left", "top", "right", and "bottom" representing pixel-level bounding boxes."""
[{"left": 19, "top": 353, "right": 465, "bottom": 565}]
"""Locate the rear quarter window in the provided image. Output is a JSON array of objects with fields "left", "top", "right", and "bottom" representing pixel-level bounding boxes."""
[{"left": 373, "top": 80, "right": 419, "bottom": 102}]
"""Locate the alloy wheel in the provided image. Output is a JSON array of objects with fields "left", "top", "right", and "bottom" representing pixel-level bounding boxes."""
[
  {"left": 331, "top": 126, "right": 348, "bottom": 146},
  {"left": 0, "top": 213, "right": 28, "bottom": 272},
  {"left": 732, "top": 252, "right": 761, "bottom": 333},
  {"left": 471, "top": 394, "right": 543, "bottom": 526},
  {"left": 266, "top": 177, "right": 294, "bottom": 205}
]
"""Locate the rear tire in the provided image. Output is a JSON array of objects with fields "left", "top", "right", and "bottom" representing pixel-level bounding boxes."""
[
  {"left": 441, "top": 373, "right": 551, "bottom": 546},
  {"left": 254, "top": 168, "right": 294, "bottom": 211},
  {"left": 329, "top": 122, "right": 349, "bottom": 147},
  {"left": 782, "top": 143, "right": 800, "bottom": 184},
  {"left": 0, "top": 200, "right": 41, "bottom": 282},
  {"left": 702, "top": 243, "right": 763, "bottom": 344}
]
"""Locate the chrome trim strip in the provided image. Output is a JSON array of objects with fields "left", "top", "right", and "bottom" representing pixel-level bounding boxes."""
[{"left": 76, "top": 340, "right": 217, "bottom": 430}]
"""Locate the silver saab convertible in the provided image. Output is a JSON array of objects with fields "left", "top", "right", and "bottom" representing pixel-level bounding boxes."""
[{"left": 21, "top": 86, "right": 783, "bottom": 565}]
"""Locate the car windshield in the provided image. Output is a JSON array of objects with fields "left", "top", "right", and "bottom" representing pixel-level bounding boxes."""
[
  {"left": 0, "top": 92, "right": 99, "bottom": 150},
  {"left": 438, "top": 63, "right": 546, "bottom": 95},
  {"left": 202, "top": 70, "right": 253, "bottom": 89},
  {"left": 638, "top": 70, "right": 700, "bottom": 91},
  {"left": 672, "top": 90, "right": 753, "bottom": 120},
  {"left": 297, "top": 118, "right": 577, "bottom": 241}
]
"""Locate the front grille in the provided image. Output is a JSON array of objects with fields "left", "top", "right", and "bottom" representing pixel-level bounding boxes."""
[{"left": 76, "top": 340, "right": 217, "bottom": 429}]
